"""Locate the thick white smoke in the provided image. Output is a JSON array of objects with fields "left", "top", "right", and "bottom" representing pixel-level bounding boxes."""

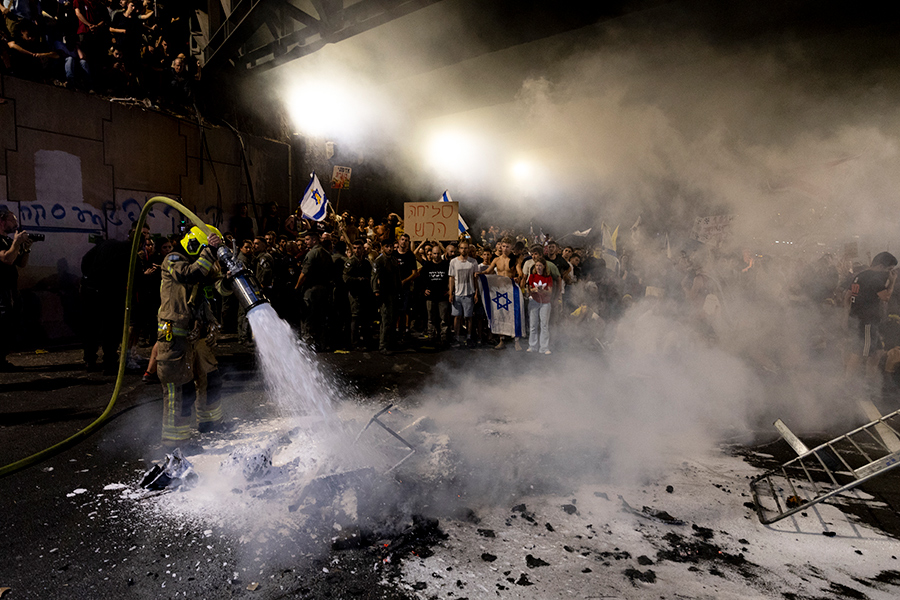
[
  {"left": 253, "top": 1, "right": 900, "bottom": 494},
  {"left": 264, "top": 2, "right": 900, "bottom": 247}
]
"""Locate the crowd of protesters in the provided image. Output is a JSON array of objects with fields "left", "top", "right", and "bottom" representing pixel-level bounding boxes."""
[
  {"left": 1, "top": 0, "right": 199, "bottom": 107},
  {"left": 115, "top": 206, "right": 885, "bottom": 361},
  {"left": 209, "top": 206, "right": 634, "bottom": 356},
  {"left": 65, "top": 199, "right": 900, "bottom": 409},
  {"left": 110, "top": 204, "right": 633, "bottom": 365}
]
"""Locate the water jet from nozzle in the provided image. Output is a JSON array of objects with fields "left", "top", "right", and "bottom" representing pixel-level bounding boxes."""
[{"left": 217, "top": 246, "right": 269, "bottom": 311}]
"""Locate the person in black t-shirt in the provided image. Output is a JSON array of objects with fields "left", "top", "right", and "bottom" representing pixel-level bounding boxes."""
[
  {"left": 545, "top": 240, "right": 571, "bottom": 282},
  {"left": 393, "top": 233, "right": 420, "bottom": 342},
  {"left": 421, "top": 245, "right": 451, "bottom": 344},
  {"left": 845, "top": 251, "right": 897, "bottom": 380}
]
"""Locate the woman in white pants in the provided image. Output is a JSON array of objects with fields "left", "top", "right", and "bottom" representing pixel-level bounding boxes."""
[{"left": 527, "top": 258, "right": 553, "bottom": 354}]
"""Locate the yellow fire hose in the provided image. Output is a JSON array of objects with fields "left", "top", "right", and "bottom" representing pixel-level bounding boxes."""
[{"left": 0, "top": 197, "right": 212, "bottom": 479}]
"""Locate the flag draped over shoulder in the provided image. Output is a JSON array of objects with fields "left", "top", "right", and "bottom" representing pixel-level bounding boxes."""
[
  {"left": 477, "top": 274, "right": 525, "bottom": 338},
  {"left": 440, "top": 191, "right": 468, "bottom": 234},
  {"left": 300, "top": 173, "right": 328, "bottom": 221}
]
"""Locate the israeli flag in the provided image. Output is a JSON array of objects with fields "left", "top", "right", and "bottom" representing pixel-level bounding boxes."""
[
  {"left": 477, "top": 274, "right": 525, "bottom": 338},
  {"left": 300, "top": 173, "right": 328, "bottom": 221},
  {"left": 601, "top": 222, "right": 620, "bottom": 273},
  {"left": 440, "top": 191, "right": 469, "bottom": 234}
]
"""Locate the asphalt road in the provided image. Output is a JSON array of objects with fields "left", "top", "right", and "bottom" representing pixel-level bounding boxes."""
[
  {"left": 0, "top": 337, "right": 489, "bottom": 600},
  {"left": 4, "top": 336, "right": 900, "bottom": 599}
]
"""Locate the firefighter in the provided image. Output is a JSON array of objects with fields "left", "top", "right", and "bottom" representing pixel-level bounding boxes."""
[{"left": 157, "top": 224, "right": 231, "bottom": 449}]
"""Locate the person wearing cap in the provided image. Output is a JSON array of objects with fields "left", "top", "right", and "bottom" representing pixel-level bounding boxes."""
[{"left": 157, "top": 224, "right": 231, "bottom": 450}]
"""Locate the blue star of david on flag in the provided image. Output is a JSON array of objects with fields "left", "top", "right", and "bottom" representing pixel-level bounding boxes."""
[
  {"left": 492, "top": 291, "right": 512, "bottom": 311},
  {"left": 300, "top": 172, "right": 329, "bottom": 221},
  {"left": 477, "top": 274, "right": 525, "bottom": 338}
]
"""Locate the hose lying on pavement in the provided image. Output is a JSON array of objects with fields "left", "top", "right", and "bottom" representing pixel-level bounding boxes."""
[{"left": 0, "top": 197, "right": 212, "bottom": 479}]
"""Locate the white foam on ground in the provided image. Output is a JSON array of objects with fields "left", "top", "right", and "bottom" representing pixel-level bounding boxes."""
[
  {"left": 87, "top": 304, "right": 900, "bottom": 596},
  {"left": 129, "top": 418, "right": 332, "bottom": 531},
  {"left": 401, "top": 449, "right": 900, "bottom": 599}
]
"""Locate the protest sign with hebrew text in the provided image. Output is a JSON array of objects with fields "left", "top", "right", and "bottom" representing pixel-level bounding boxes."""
[{"left": 404, "top": 201, "right": 459, "bottom": 241}]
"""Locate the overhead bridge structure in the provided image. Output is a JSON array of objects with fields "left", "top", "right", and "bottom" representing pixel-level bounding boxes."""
[{"left": 191, "top": 0, "right": 444, "bottom": 74}]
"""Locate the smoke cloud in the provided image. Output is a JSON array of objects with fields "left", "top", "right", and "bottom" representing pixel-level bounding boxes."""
[
  {"left": 245, "top": 0, "right": 899, "bottom": 511},
  {"left": 409, "top": 318, "right": 761, "bottom": 504},
  {"left": 264, "top": 0, "right": 900, "bottom": 246}
]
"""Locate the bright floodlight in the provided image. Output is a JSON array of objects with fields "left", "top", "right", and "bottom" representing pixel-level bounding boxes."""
[
  {"left": 511, "top": 160, "right": 533, "bottom": 180},
  {"left": 287, "top": 81, "right": 361, "bottom": 138},
  {"left": 426, "top": 131, "right": 481, "bottom": 173}
]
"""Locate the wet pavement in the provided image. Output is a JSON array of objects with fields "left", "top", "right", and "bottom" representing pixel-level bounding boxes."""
[
  {"left": 4, "top": 337, "right": 900, "bottom": 599},
  {"left": 0, "top": 337, "right": 494, "bottom": 600}
]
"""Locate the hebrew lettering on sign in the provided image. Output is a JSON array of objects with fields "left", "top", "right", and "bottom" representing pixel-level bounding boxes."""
[
  {"left": 407, "top": 204, "right": 426, "bottom": 220},
  {"left": 404, "top": 201, "right": 459, "bottom": 242}
]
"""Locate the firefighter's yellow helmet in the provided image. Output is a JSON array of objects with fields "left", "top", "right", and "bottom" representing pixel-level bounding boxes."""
[{"left": 180, "top": 224, "right": 222, "bottom": 255}]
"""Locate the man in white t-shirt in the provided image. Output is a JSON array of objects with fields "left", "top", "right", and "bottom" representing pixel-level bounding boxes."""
[{"left": 448, "top": 240, "right": 479, "bottom": 347}]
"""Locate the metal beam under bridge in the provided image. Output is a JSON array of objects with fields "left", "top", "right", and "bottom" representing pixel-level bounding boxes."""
[{"left": 196, "top": 0, "right": 444, "bottom": 74}]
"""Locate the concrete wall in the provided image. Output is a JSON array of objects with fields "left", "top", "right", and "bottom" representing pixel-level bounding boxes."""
[{"left": 0, "top": 75, "right": 291, "bottom": 345}]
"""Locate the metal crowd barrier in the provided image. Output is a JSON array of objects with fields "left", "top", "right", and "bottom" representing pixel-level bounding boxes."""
[{"left": 750, "top": 402, "right": 900, "bottom": 525}]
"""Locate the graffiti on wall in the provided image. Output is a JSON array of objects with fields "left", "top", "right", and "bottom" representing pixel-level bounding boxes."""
[
  {"left": 106, "top": 192, "right": 224, "bottom": 239},
  {"left": 1, "top": 150, "right": 226, "bottom": 238},
  {"left": 0, "top": 200, "right": 104, "bottom": 231},
  {"left": 0, "top": 196, "right": 225, "bottom": 239}
]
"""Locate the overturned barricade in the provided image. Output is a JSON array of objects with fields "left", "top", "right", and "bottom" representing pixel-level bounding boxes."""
[
  {"left": 750, "top": 401, "right": 900, "bottom": 524},
  {"left": 352, "top": 404, "right": 417, "bottom": 473}
]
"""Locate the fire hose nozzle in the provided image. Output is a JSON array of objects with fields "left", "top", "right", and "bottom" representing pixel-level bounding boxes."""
[{"left": 216, "top": 246, "right": 269, "bottom": 311}]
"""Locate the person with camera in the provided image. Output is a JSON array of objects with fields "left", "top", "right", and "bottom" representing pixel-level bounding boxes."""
[{"left": 0, "top": 210, "right": 34, "bottom": 371}]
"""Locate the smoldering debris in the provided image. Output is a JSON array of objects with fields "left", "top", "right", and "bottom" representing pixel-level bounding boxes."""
[
  {"left": 85, "top": 406, "right": 900, "bottom": 599},
  {"left": 381, "top": 515, "right": 448, "bottom": 561},
  {"left": 139, "top": 449, "right": 197, "bottom": 491},
  {"left": 218, "top": 438, "right": 279, "bottom": 480},
  {"left": 624, "top": 568, "right": 657, "bottom": 584},
  {"left": 655, "top": 530, "right": 751, "bottom": 577},
  {"left": 525, "top": 554, "right": 550, "bottom": 568},
  {"left": 618, "top": 495, "right": 685, "bottom": 525},
  {"left": 111, "top": 408, "right": 468, "bottom": 577}
]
